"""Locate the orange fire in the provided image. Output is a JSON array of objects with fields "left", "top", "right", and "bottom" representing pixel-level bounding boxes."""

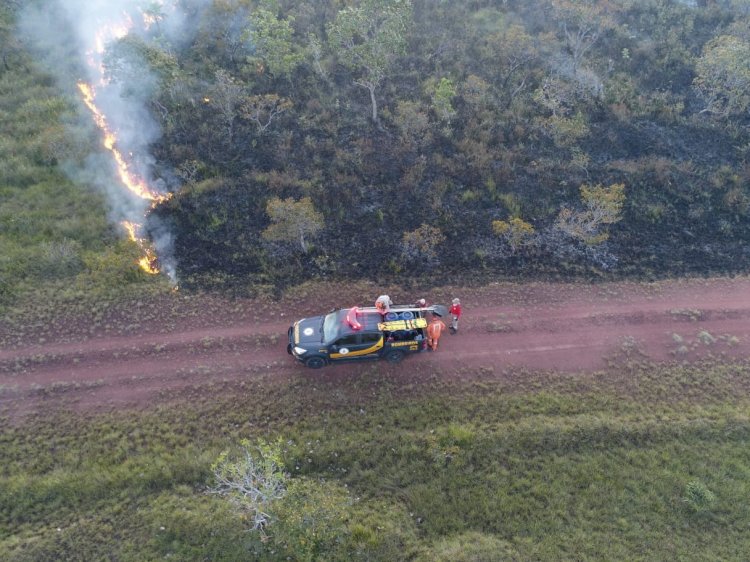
[
  {"left": 77, "top": 82, "right": 169, "bottom": 204},
  {"left": 94, "top": 19, "right": 131, "bottom": 56},
  {"left": 78, "top": 82, "right": 170, "bottom": 275},
  {"left": 77, "top": 9, "right": 174, "bottom": 277},
  {"left": 123, "top": 221, "right": 160, "bottom": 274}
]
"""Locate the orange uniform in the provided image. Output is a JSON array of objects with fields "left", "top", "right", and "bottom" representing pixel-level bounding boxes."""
[{"left": 426, "top": 317, "right": 447, "bottom": 351}]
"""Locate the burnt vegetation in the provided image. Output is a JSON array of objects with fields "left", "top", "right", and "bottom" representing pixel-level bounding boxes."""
[
  {"left": 152, "top": 0, "right": 750, "bottom": 287},
  {"left": 3, "top": 0, "right": 750, "bottom": 297}
]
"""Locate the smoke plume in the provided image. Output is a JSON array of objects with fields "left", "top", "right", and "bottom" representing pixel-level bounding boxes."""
[{"left": 19, "top": 0, "right": 187, "bottom": 284}]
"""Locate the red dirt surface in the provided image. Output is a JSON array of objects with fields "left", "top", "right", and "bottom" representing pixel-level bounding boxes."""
[{"left": 2, "top": 277, "right": 750, "bottom": 420}]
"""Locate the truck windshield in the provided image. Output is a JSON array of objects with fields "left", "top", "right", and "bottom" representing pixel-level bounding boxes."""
[{"left": 322, "top": 311, "right": 341, "bottom": 343}]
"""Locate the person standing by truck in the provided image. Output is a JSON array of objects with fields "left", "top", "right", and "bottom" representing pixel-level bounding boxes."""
[
  {"left": 426, "top": 312, "right": 447, "bottom": 351},
  {"left": 449, "top": 298, "right": 462, "bottom": 334}
]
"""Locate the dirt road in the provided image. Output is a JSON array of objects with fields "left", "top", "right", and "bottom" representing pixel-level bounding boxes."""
[{"left": 2, "top": 277, "right": 750, "bottom": 418}]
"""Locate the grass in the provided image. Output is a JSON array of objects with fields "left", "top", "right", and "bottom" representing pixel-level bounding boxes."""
[
  {"left": 2, "top": 359, "right": 750, "bottom": 560},
  {"left": 0, "top": 44, "right": 170, "bottom": 312}
]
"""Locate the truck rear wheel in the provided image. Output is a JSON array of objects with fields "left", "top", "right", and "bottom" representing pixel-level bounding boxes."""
[{"left": 384, "top": 350, "right": 405, "bottom": 364}]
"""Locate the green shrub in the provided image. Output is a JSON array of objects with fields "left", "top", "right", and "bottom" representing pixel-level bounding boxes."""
[
  {"left": 683, "top": 480, "right": 717, "bottom": 514},
  {"left": 209, "top": 438, "right": 287, "bottom": 534},
  {"left": 344, "top": 499, "right": 419, "bottom": 561},
  {"left": 271, "top": 478, "right": 351, "bottom": 562}
]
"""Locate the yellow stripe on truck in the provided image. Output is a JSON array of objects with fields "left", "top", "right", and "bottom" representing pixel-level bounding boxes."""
[{"left": 330, "top": 336, "right": 384, "bottom": 359}]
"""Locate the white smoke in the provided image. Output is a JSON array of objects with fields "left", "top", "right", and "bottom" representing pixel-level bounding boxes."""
[{"left": 19, "top": 0, "right": 187, "bottom": 284}]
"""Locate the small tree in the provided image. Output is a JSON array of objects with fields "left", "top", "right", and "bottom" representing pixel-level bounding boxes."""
[
  {"left": 492, "top": 217, "right": 536, "bottom": 255},
  {"left": 327, "top": 0, "right": 412, "bottom": 123},
  {"left": 428, "top": 77, "right": 457, "bottom": 123},
  {"left": 694, "top": 35, "right": 750, "bottom": 118},
  {"left": 240, "top": 93, "right": 292, "bottom": 134},
  {"left": 208, "top": 438, "right": 287, "bottom": 536},
  {"left": 262, "top": 196, "right": 324, "bottom": 254},
  {"left": 244, "top": 2, "right": 303, "bottom": 78},
  {"left": 555, "top": 183, "right": 625, "bottom": 245},
  {"left": 475, "top": 23, "right": 538, "bottom": 109},
  {"left": 208, "top": 69, "right": 246, "bottom": 144},
  {"left": 551, "top": 0, "right": 615, "bottom": 76}
]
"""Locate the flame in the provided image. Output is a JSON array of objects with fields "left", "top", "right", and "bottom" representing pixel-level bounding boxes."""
[
  {"left": 94, "top": 20, "right": 130, "bottom": 56},
  {"left": 123, "top": 221, "right": 160, "bottom": 274},
  {"left": 142, "top": 12, "right": 159, "bottom": 30},
  {"left": 77, "top": 7, "right": 175, "bottom": 278},
  {"left": 78, "top": 80, "right": 169, "bottom": 275},
  {"left": 88, "top": 19, "right": 132, "bottom": 81},
  {"left": 77, "top": 82, "right": 170, "bottom": 205}
]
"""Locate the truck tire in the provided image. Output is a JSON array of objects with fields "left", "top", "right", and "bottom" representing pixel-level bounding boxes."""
[
  {"left": 304, "top": 356, "right": 327, "bottom": 369},
  {"left": 384, "top": 350, "right": 405, "bottom": 364}
]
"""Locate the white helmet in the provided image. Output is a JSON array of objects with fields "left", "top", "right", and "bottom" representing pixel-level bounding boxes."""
[{"left": 452, "top": 298, "right": 460, "bottom": 304}]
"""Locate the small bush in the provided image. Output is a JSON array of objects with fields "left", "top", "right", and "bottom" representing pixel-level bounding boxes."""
[
  {"left": 683, "top": 480, "right": 717, "bottom": 514},
  {"left": 271, "top": 478, "right": 352, "bottom": 562},
  {"left": 208, "top": 438, "right": 287, "bottom": 534}
]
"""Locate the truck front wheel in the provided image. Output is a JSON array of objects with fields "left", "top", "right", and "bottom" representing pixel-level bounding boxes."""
[{"left": 305, "top": 356, "right": 327, "bottom": 369}]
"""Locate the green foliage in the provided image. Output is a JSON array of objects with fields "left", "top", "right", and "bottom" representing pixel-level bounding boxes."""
[
  {"left": 694, "top": 35, "right": 750, "bottom": 118},
  {"left": 327, "top": 0, "right": 412, "bottom": 79},
  {"left": 327, "top": 0, "right": 412, "bottom": 121},
  {"left": 556, "top": 183, "right": 626, "bottom": 245},
  {"left": 7, "top": 0, "right": 750, "bottom": 292},
  {"left": 103, "top": 35, "right": 179, "bottom": 93},
  {"left": 245, "top": 4, "right": 303, "bottom": 78},
  {"left": 539, "top": 111, "right": 590, "bottom": 147},
  {"left": 271, "top": 478, "right": 352, "bottom": 561},
  {"left": 551, "top": 0, "right": 616, "bottom": 74},
  {"left": 240, "top": 93, "right": 293, "bottom": 133},
  {"left": 343, "top": 499, "right": 419, "bottom": 561},
  {"left": 496, "top": 192, "right": 522, "bottom": 217},
  {"left": 136, "top": 491, "right": 256, "bottom": 561},
  {"left": 683, "top": 480, "right": 717, "bottom": 514},
  {"left": 210, "top": 438, "right": 287, "bottom": 534},
  {"left": 393, "top": 100, "right": 430, "bottom": 144},
  {"left": 427, "top": 77, "right": 457, "bottom": 122},
  {"left": 492, "top": 217, "right": 536, "bottom": 254},
  {"left": 262, "top": 196, "right": 324, "bottom": 254},
  {"left": 82, "top": 241, "right": 147, "bottom": 285},
  {"left": 0, "top": 58, "right": 150, "bottom": 302}
]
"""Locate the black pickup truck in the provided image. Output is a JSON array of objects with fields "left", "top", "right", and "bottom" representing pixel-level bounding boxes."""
[{"left": 287, "top": 305, "right": 444, "bottom": 368}]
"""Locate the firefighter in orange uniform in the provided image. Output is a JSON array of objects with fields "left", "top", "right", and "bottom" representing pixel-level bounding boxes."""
[{"left": 426, "top": 312, "right": 447, "bottom": 351}]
